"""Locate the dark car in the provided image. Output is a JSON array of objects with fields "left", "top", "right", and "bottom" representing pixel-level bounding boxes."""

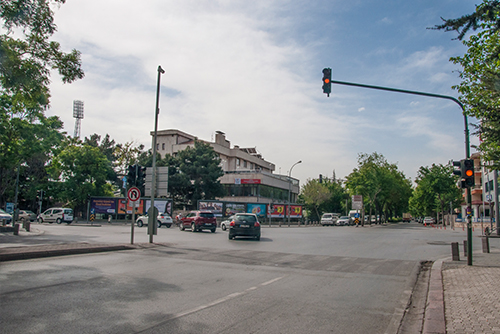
[
  {"left": 179, "top": 211, "right": 217, "bottom": 233},
  {"left": 228, "top": 213, "right": 261, "bottom": 240}
]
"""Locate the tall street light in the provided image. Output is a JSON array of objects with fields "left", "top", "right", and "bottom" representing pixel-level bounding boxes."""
[
  {"left": 149, "top": 65, "right": 165, "bottom": 243},
  {"left": 288, "top": 160, "right": 302, "bottom": 226}
]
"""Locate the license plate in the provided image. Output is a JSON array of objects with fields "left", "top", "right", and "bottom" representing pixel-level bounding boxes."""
[
  {"left": 240, "top": 224, "right": 249, "bottom": 228},
  {"left": 205, "top": 223, "right": 211, "bottom": 225}
]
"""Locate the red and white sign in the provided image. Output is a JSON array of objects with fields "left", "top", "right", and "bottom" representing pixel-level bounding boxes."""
[
  {"left": 235, "top": 179, "right": 261, "bottom": 184},
  {"left": 127, "top": 187, "right": 141, "bottom": 202}
]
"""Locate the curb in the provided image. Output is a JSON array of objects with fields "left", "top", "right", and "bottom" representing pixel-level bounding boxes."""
[
  {"left": 0, "top": 244, "right": 135, "bottom": 262},
  {"left": 422, "top": 259, "right": 446, "bottom": 334}
]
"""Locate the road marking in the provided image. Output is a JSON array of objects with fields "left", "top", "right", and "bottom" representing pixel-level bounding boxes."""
[{"left": 136, "top": 276, "right": 285, "bottom": 333}]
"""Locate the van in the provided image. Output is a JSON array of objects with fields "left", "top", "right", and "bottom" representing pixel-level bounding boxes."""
[
  {"left": 320, "top": 213, "right": 339, "bottom": 226},
  {"left": 38, "top": 208, "right": 74, "bottom": 224}
]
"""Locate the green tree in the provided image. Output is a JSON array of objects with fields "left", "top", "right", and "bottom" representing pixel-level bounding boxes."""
[
  {"left": 49, "top": 141, "right": 114, "bottom": 216},
  {"left": 0, "top": 0, "right": 83, "bottom": 208},
  {"left": 435, "top": 1, "right": 500, "bottom": 168},
  {"left": 408, "top": 163, "right": 462, "bottom": 222},
  {"left": 300, "top": 178, "right": 331, "bottom": 221}
]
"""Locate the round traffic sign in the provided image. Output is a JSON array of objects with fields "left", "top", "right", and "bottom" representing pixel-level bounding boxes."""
[{"left": 127, "top": 187, "right": 141, "bottom": 202}]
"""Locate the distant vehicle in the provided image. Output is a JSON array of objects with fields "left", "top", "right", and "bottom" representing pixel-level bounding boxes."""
[
  {"left": 37, "top": 208, "right": 73, "bottom": 224},
  {"left": 336, "top": 216, "right": 352, "bottom": 226},
  {"left": 0, "top": 209, "right": 12, "bottom": 224},
  {"left": 179, "top": 211, "right": 217, "bottom": 233},
  {"left": 402, "top": 213, "right": 411, "bottom": 223},
  {"left": 228, "top": 213, "right": 261, "bottom": 240},
  {"left": 136, "top": 212, "right": 173, "bottom": 228},
  {"left": 423, "top": 217, "right": 435, "bottom": 225},
  {"left": 220, "top": 217, "right": 232, "bottom": 231},
  {"left": 18, "top": 210, "right": 37, "bottom": 222},
  {"left": 321, "top": 213, "right": 339, "bottom": 226}
]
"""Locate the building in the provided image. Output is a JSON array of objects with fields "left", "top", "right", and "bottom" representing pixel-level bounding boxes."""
[{"left": 152, "top": 129, "right": 300, "bottom": 204}]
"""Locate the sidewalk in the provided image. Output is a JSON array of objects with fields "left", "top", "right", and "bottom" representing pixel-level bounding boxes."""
[{"left": 424, "top": 240, "right": 500, "bottom": 334}]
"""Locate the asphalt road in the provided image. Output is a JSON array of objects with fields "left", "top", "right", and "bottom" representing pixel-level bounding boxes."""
[{"left": 0, "top": 222, "right": 482, "bottom": 334}]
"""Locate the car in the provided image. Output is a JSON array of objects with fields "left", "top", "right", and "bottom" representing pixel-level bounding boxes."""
[
  {"left": 320, "top": 213, "right": 339, "bottom": 226},
  {"left": 220, "top": 217, "right": 233, "bottom": 231},
  {"left": 0, "top": 209, "right": 12, "bottom": 224},
  {"left": 136, "top": 212, "right": 173, "bottom": 228},
  {"left": 179, "top": 211, "right": 217, "bottom": 233},
  {"left": 228, "top": 213, "right": 261, "bottom": 240},
  {"left": 423, "top": 217, "right": 435, "bottom": 225},
  {"left": 336, "top": 216, "right": 352, "bottom": 226},
  {"left": 18, "top": 210, "right": 37, "bottom": 222},
  {"left": 37, "top": 208, "right": 74, "bottom": 224}
]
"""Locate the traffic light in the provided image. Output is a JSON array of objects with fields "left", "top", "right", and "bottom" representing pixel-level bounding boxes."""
[
  {"left": 452, "top": 160, "right": 463, "bottom": 177},
  {"left": 137, "top": 166, "right": 147, "bottom": 194},
  {"left": 322, "top": 68, "right": 332, "bottom": 97},
  {"left": 319, "top": 174, "right": 323, "bottom": 183},
  {"left": 463, "top": 159, "right": 474, "bottom": 187},
  {"left": 127, "top": 165, "right": 137, "bottom": 187}
]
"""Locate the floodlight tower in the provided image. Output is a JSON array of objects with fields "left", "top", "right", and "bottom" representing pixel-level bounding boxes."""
[{"left": 73, "top": 100, "right": 84, "bottom": 138}]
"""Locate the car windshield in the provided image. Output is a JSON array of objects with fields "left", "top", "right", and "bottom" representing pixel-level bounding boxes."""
[
  {"left": 323, "top": 214, "right": 331, "bottom": 218},
  {"left": 236, "top": 215, "right": 256, "bottom": 223}
]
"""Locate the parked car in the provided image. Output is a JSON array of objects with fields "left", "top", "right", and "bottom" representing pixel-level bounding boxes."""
[
  {"left": 228, "top": 213, "right": 261, "bottom": 240},
  {"left": 336, "top": 216, "right": 352, "bottom": 226},
  {"left": 423, "top": 217, "right": 435, "bottom": 225},
  {"left": 179, "top": 211, "right": 217, "bottom": 233},
  {"left": 0, "top": 209, "right": 12, "bottom": 224},
  {"left": 320, "top": 213, "right": 339, "bottom": 226},
  {"left": 37, "top": 208, "right": 74, "bottom": 224},
  {"left": 18, "top": 210, "right": 37, "bottom": 222},
  {"left": 136, "top": 212, "right": 173, "bottom": 228}
]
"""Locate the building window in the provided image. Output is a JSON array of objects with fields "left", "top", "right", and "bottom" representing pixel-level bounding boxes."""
[
  {"left": 236, "top": 158, "right": 240, "bottom": 166},
  {"left": 157, "top": 143, "right": 159, "bottom": 150},
  {"left": 162, "top": 143, "right": 165, "bottom": 150},
  {"left": 243, "top": 160, "right": 247, "bottom": 168}
]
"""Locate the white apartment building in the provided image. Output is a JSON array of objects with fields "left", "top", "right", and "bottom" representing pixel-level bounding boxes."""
[{"left": 151, "top": 129, "right": 300, "bottom": 204}]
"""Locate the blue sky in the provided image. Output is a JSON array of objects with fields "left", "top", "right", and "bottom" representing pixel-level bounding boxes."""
[{"left": 45, "top": 0, "right": 479, "bottom": 185}]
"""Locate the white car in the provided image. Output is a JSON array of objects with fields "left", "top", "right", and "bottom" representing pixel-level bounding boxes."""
[
  {"left": 38, "top": 208, "right": 73, "bottom": 224},
  {"left": 136, "top": 212, "right": 173, "bottom": 228},
  {"left": 220, "top": 216, "right": 233, "bottom": 231},
  {"left": 336, "top": 216, "right": 352, "bottom": 226},
  {"left": 321, "top": 213, "right": 339, "bottom": 226},
  {"left": 0, "top": 209, "right": 12, "bottom": 224}
]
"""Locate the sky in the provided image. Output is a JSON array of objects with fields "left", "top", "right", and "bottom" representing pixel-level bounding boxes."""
[{"left": 42, "top": 0, "right": 480, "bottom": 186}]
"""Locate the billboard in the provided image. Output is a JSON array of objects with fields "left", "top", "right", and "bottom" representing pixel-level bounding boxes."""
[
  {"left": 247, "top": 203, "right": 266, "bottom": 217},
  {"left": 198, "top": 201, "right": 223, "bottom": 217},
  {"left": 289, "top": 205, "right": 303, "bottom": 218},
  {"left": 268, "top": 204, "right": 286, "bottom": 218},
  {"left": 145, "top": 199, "right": 173, "bottom": 216},
  {"left": 117, "top": 198, "right": 144, "bottom": 215},
  {"left": 224, "top": 203, "right": 246, "bottom": 217}
]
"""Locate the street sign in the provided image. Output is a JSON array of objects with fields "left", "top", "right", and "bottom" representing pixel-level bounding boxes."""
[
  {"left": 352, "top": 195, "right": 363, "bottom": 210},
  {"left": 127, "top": 187, "right": 141, "bottom": 202}
]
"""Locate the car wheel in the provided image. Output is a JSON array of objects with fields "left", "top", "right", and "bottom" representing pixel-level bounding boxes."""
[
  {"left": 211, "top": 228, "right": 216, "bottom": 233},
  {"left": 255, "top": 234, "right": 261, "bottom": 241},
  {"left": 191, "top": 223, "right": 196, "bottom": 232},
  {"left": 166, "top": 224, "right": 171, "bottom": 228},
  {"left": 137, "top": 220, "right": 144, "bottom": 227},
  {"left": 56, "top": 218, "right": 62, "bottom": 224},
  {"left": 179, "top": 223, "right": 185, "bottom": 231},
  {"left": 221, "top": 224, "right": 226, "bottom": 231},
  {"left": 38, "top": 218, "right": 43, "bottom": 224},
  {"left": 158, "top": 221, "right": 162, "bottom": 228},
  {"left": 228, "top": 233, "right": 234, "bottom": 240}
]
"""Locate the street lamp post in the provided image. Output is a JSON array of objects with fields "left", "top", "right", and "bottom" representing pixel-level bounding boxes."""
[{"left": 288, "top": 160, "right": 302, "bottom": 227}]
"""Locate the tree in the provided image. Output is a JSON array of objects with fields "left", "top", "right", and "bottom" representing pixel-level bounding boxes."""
[
  {"left": 48, "top": 140, "right": 114, "bottom": 216},
  {"left": 0, "top": 0, "right": 83, "bottom": 208},
  {"left": 434, "top": 1, "right": 500, "bottom": 168},
  {"left": 300, "top": 178, "right": 331, "bottom": 222},
  {"left": 408, "top": 164, "right": 462, "bottom": 222}
]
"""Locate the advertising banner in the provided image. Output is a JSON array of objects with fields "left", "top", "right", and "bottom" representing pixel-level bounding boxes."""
[
  {"left": 289, "top": 205, "right": 303, "bottom": 218},
  {"left": 117, "top": 198, "right": 144, "bottom": 215},
  {"left": 223, "top": 203, "right": 246, "bottom": 217},
  {"left": 91, "top": 198, "right": 116, "bottom": 214},
  {"left": 235, "top": 179, "right": 261, "bottom": 184},
  {"left": 268, "top": 204, "right": 286, "bottom": 218},
  {"left": 198, "top": 201, "right": 223, "bottom": 217},
  {"left": 145, "top": 199, "right": 173, "bottom": 216},
  {"left": 247, "top": 203, "right": 266, "bottom": 217}
]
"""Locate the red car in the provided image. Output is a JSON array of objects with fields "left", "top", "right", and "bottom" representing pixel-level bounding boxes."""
[{"left": 179, "top": 211, "right": 217, "bottom": 233}]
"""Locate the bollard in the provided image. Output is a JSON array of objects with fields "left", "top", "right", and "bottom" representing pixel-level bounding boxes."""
[
  {"left": 451, "top": 242, "right": 460, "bottom": 261},
  {"left": 463, "top": 240, "right": 468, "bottom": 257},
  {"left": 13, "top": 223, "right": 20, "bottom": 235},
  {"left": 25, "top": 221, "right": 30, "bottom": 232},
  {"left": 482, "top": 236, "right": 490, "bottom": 253}
]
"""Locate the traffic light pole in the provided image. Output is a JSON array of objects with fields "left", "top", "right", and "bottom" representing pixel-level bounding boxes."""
[{"left": 329, "top": 79, "right": 473, "bottom": 265}]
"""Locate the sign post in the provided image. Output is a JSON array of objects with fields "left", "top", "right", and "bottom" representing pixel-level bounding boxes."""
[{"left": 128, "top": 187, "right": 140, "bottom": 244}]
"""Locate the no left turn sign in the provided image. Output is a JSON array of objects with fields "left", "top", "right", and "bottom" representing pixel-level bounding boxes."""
[{"left": 127, "top": 187, "right": 141, "bottom": 202}]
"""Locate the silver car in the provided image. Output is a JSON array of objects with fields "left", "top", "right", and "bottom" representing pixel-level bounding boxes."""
[
  {"left": 136, "top": 212, "right": 173, "bottom": 228},
  {"left": 18, "top": 210, "right": 37, "bottom": 222},
  {"left": 0, "top": 209, "right": 12, "bottom": 224},
  {"left": 38, "top": 208, "right": 74, "bottom": 224}
]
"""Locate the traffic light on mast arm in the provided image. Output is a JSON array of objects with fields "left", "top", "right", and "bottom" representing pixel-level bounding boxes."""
[
  {"left": 322, "top": 68, "right": 332, "bottom": 97},
  {"left": 463, "top": 159, "right": 475, "bottom": 187}
]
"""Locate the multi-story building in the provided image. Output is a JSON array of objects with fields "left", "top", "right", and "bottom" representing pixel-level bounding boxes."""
[{"left": 152, "top": 129, "right": 300, "bottom": 204}]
